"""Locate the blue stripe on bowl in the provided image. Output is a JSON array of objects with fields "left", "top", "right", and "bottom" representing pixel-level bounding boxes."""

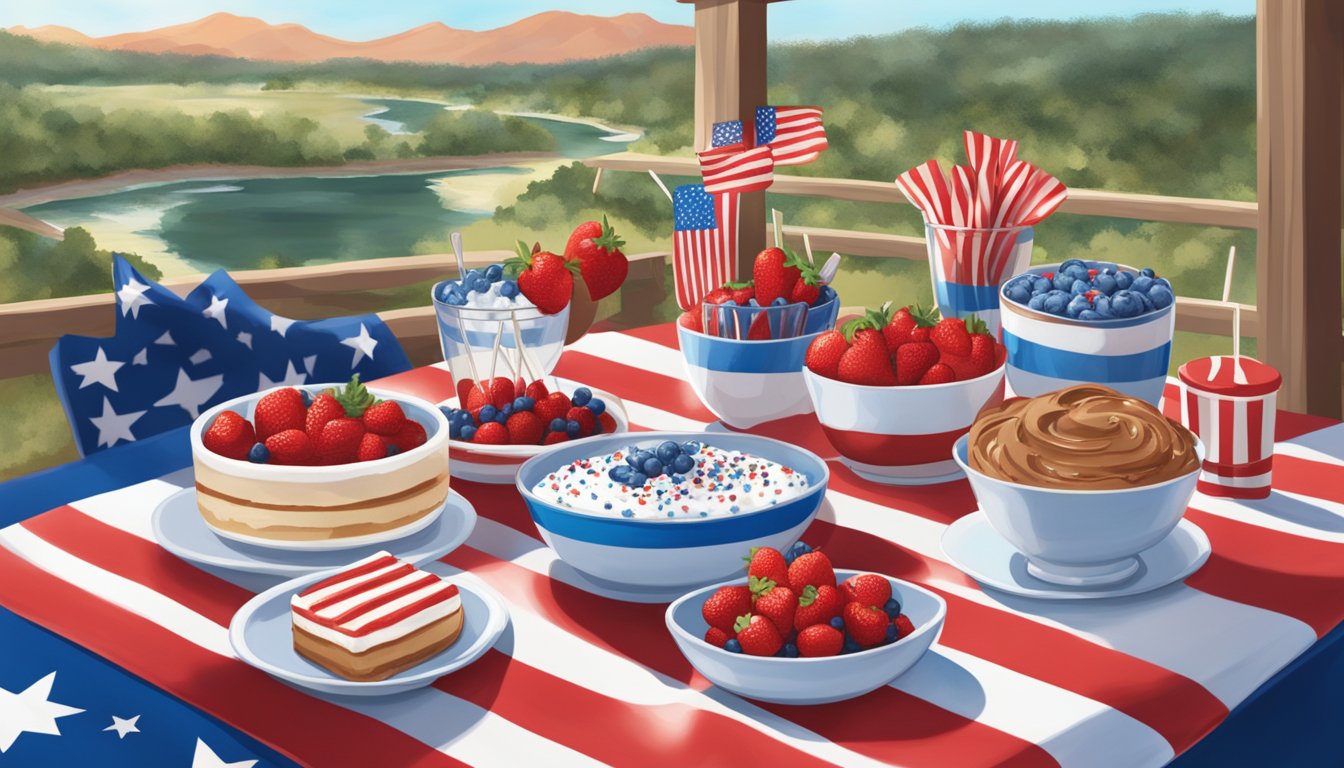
[
  {"left": 1003, "top": 331, "right": 1172, "bottom": 382},
  {"left": 517, "top": 431, "right": 829, "bottom": 549},
  {"left": 935, "top": 281, "right": 1002, "bottom": 313},
  {"left": 678, "top": 326, "right": 815, "bottom": 374},
  {"left": 804, "top": 291, "right": 841, "bottom": 334}
]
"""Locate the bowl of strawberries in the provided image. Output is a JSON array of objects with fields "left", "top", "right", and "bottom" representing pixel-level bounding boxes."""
[
  {"left": 439, "top": 376, "right": 629, "bottom": 484},
  {"left": 803, "top": 303, "right": 1006, "bottom": 484},
  {"left": 666, "top": 543, "right": 947, "bottom": 705}
]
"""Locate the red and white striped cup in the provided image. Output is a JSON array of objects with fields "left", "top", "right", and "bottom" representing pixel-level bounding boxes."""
[{"left": 1177, "top": 356, "right": 1282, "bottom": 499}]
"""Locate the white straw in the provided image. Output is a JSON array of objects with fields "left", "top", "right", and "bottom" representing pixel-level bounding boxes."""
[
  {"left": 772, "top": 209, "right": 784, "bottom": 249},
  {"left": 802, "top": 232, "right": 815, "bottom": 266},
  {"left": 487, "top": 323, "right": 504, "bottom": 382},
  {"left": 1222, "top": 245, "right": 1245, "bottom": 378},
  {"left": 648, "top": 170, "right": 673, "bottom": 203},
  {"left": 450, "top": 232, "right": 468, "bottom": 280},
  {"left": 511, "top": 315, "right": 537, "bottom": 383},
  {"left": 1222, "top": 245, "right": 1237, "bottom": 304},
  {"left": 819, "top": 253, "right": 841, "bottom": 284}
]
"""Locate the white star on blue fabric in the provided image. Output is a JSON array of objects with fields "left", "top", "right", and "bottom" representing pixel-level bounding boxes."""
[
  {"left": 303, "top": 355, "right": 317, "bottom": 375},
  {"left": 132, "top": 349, "right": 148, "bottom": 366},
  {"left": 189, "top": 349, "right": 213, "bottom": 365},
  {"left": 154, "top": 331, "right": 175, "bottom": 346},
  {"left": 0, "top": 672, "right": 84, "bottom": 753},
  {"left": 70, "top": 348, "right": 124, "bottom": 392},
  {"left": 90, "top": 397, "right": 145, "bottom": 448},
  {"left": 103, "top": 714, "right": 140, "bottom": 739},
  {"left": 270, "top": 315, "right": 295, "bottom": 338},
  {"left": 116, "top": 278, "right": 153, "bottom": 319},
  {"left": 258, "top": 361, "right": 307, "bottom": 390},
  {"left": 237, "top": 332, "right": 253, "bottom": 349},
  {"left": 154, "top": 369, "right": 224, "bottom": 419},
  {"left": 340, "top": 323, "right": 378, "bottom": 368},
  {"left": 202, "top": 295, "right": 229, "bottom": 329},
  {"left": 191, "top": 738, "right": 256, "bottom": 768}
]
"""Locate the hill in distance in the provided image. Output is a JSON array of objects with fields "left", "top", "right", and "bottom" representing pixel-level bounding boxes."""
[{"left": 5, "top": 11, "right": 693, "bottom": 65}]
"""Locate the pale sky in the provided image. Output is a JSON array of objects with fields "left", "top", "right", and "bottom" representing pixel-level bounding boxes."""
[{"left": 2, "top": 0, "right": 1255, "bottom": 41}]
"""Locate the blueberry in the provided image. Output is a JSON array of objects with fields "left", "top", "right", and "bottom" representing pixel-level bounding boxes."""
[
  {"left": 1052, "top": 272, "right": 1074, "bottom": 292},
  {"left": 1032, "top": 276, "right": 1052, "bottom": 294},
  {"left": 1027, "top": 293, "right": 1048, "bottom": 312},
  {"left": 628, "top": 471, "right": 648, "bottom": 487},
  {"left": 1093, "top": 273, "right": 1117, "bottom": 295},
  {"left": 885, "top": 623, "right": 899, "bottom": 643},
  {"left": 1042, "top": 290, "right": 1070, "bottom": 315},
  {"left": 495, "top": 410, "right": 509, "bottom": 424},
  {"left": 1135, "top": 289, "right": 1155, "bottom": 312},
  {"left": 792, "top": 541, "right": 813, "bottom": 555},
  {"left": 1153, "top": 277, "right": 1172, "bottom": 291},
  {"left": 1066, "top": 294, "right": 1091, "bottom": 318},
  {"left": 842, "top": 636, "right": 861, "bottom": 654},
  {"left": 513, "top": 396, "right": 534, "bottom": 412},
  {"left": 550, "top": 417, "right": 568, "bottom": 433},
  {"left": 656, "top": 440, "right": 680, "bottom": 464},
  {"left": 829, "top": 616, "right": 845, "bottom": 630},
  {"left": 1092, "top": 295, "right": 1113, "bottom": 318},
  {"left": 625, "top": 452, "right": 643, "bottom": 468},
  {"left": 247, "top": 442, "right": 269, "bottom": 463},
  {"left": 724, "top": 639, "right": 742, "bottom": 654},
  {"left": 449, "top": 421, "right": 462, "bottom": 439},
  {"left": 500, "top": 404, "right": 513, "bottom": 418},
  {"left": 470, "top": 276, "right": 491, "bottom": 294},
  {"left": 642, "top": 457, "right": 664, "bottom": 477},
  {"left": 1078, "top": 309, "right": 1103, "bottom": 320},
  {"left": 463, "top": 269, "right": 483, "bottom": 285},
  {"left": 1110, "top": 290, "right": 1141, "bottom": 318},
  {"left": 499, "top": 280, "right": 519, "bottom": 299},
  {"left": 609, "top": 465, "right": 631, "bottom": 483},
  {"left": 566, "top": 419, "right": 582, "bottom": 437},
  {"left": 439, "top": 405, "right": 455, "bottom": 419},
  {"left": 1141, "top": 267, "right": 1156, "bottom": 278},
  {"left": 571, "top": 387, "right": 592, "bottom": 407},
  {"left": 1006, "top": 284, "right": 1031, "bottom": 304},
  {"left": 1065, "top": 264, "right": 1091, "bottom": 281},
  {"left": 460, "top": 425, "right": 476, "bottom": 441},
  {"left": 587, "top": 399, "right": 606, "bottom": 416},
  {"left": 671, "top": 453, "right": 696, "bottom": 474},
  {"left": 1070, "top": 279, "right": 1090, "bottom": 296},
  {"left": 781, "top": 642, "right": 799, "bottom": 658},
  {"left": 771, "top": 297, "right": 789, "bottom": 307},
  {"left": 1131, "top": 275, "right": 1155, "bottom": 294},
  {"left": 485, "top": 263, "right": 504, "bottom": 282},
  {"left": 1115, "top": 271, "right": 1134, "bottom": 290},
  {"left": 681, "top": 441, "right": 700, "bottom": 455},
  {"left": 386, "top": 445, "right": 400, "bottom": 456},
  {"left": 1059, "top": 258, "right": 1087, "bottom": 273},
  {"left": 446, "top": 290, "right": 467, "bottom": 306},
  {"left": 1149, "top": 284, "right": 1175, "bottom": 309},
  {"left": 478, "top": 405, "right": 497, "bottom": 423},
  {"left": 882, "top": 598, "right": 901, "bottom": 618}
]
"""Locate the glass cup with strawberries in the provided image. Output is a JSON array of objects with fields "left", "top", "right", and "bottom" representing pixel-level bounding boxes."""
[{"left": 802, "top": 302, "right": 1006, "bottom": 484}]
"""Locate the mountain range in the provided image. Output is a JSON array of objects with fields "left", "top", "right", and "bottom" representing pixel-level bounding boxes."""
[{"left": 5, "top": 11, "right": 693, "bottom": 66}]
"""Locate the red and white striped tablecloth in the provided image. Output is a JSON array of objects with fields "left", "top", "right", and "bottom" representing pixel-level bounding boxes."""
[{"left": 3, "top": 323, "right": 1344, "bottom": 767}]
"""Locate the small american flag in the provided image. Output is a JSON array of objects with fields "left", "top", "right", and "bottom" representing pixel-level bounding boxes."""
[
  {"left": 696, "top": 142, "right": 773, "bottom": 195},
  {"left": 755, "top": 106, "right": 828, "bottom": 166},
  {"left": 672, "top": 184, "right": 739, "bottom": 311},
  {"left": 711, "top": 120, "right": 744, "bottom": 147}
]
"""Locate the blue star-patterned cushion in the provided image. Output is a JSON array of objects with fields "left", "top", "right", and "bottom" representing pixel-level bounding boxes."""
[{"left": 50, "top": 255, "right": 412, "bottom": 456}]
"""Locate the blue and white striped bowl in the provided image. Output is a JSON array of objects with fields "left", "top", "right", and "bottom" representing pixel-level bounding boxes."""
[
  {"left": 678, "top": 325, "right": 821, "bottom": 428},
  {"left": 517, "top": 431, "right": 828, "bottom": 592},
  {"left": 1000, "top": 261, "right": 1175, "bottom": 407}
]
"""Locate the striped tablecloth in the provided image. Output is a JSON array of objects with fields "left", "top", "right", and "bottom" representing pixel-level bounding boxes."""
[{"left": 2, "top": 322, "right": 1344, "bottom": 767}]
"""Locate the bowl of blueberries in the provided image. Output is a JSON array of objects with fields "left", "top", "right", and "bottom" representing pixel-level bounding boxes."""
[
  {"left": 998, "top": 259, "right": 1176, "bottom": 407},
  {"left": 431, "top": 262, "right": 571, "bottom": 378}
]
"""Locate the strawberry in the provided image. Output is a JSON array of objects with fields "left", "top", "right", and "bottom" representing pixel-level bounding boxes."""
[
  {"left": 253, "top": 387, "right": 306, "bottom": 441},
  {"left": 474, "top": 421, "right": 508, "bottom": 445},
  {"left": 355, "top": 432, "right": 388, "bottom": 462},
  {"left": 566, "top": 406, "right": 596, "bottom": 436},
  {"left": 840, "top": 574, "right": 892, "bottom": 607},
  {"left": 678, "top": 311, "right": 703, "bottom": 333},
  {"left": 941, "top": 315, "right": 999, "bottom": 381},
  {"left": 456, "top": 378, "right": 475, "bottom": 406},
  {"left": 734, "top": 613, "right": 783, "bottom": 657},
  {"left": 315, "top": 417, "right": 366, "bottom": 465},
  {"left": 361, "top": 400, "right": 407, "bottom": 436},
  {"left": 929, "top": 316, "right": 972, "bottom": 358},
  {"left": 701, "top": 585, "right": 753, "bottom": 632},
  {"left": 534, "top": 391, "right": 572, "bottom": 426},
  {"left": 745, "top": 546, "right": 790, "bottom": 590},
  {"left": 542, "top": 431, "right": 569, "bottom": 445},
  {"left": 524, "top": 379, "right": 550, "bottom": 401},
  {"left": 465, "top": 382, "right": 491, "bottom": 412},
  {"left": 917, "top": 362, "right": 957, "bottom": 385},
  {"left": 895, "top": 341, "right": 940, "bottom": 385},
  {"left": 787, "top": 550, "right": 836, "bottom": 593},
  {"left": 704, "top": 627, "right": 731, "bottom": 649},
  {"left": 387, "top": 420, "right": 426, "bottom": 452},
  {"left": 746, "top": 313, "right": 772, "bottom": 340},
  {"left": 882, "top": 304, "right": 937, "bottom": 351},
  {"left": 837, "top": 333, "right": 897, "bottom": 385},
  {"left": 805, "top": 330, "right": 848, "bottom": 379},
  {"left": 787, "top": 258, "right": 823, "bottom": 305},
  {"left": 597, "top": 412, "right": 617, "bottom": 433},
  {"left": 702, "top": 286, "right": 732, "bottom": 305},
  {"left": 563, "top": 216, "right": 629, "bottom": 300},
  {"left": 753, "top": 583, "right": 797, "bottom": 637},
  {"left": 796, "top": 624, "right": 845, "bottom": 657},
  {"left": 487, "top": 377, "right": 515, "bottom": 410},
  {"left": 752, "top": 247, "right": 803, "bottom": 305},
  {"left": 894, "top": 614, "right": 916, "bottom": 639},
  {"left": 506, "top": 411, "right": 544, "bottom": 445},
  {"left": 724, "top": 280, "right": 755, "bottom": 305},
  {"left": 1087, "top": 268, "right": 1099, "bottom": 279},
  {"left": 794, "top": 584, "right": 843, "bottom": 630},
  {"left": 202, "top": 410, "right": 255, "bottom": 460},
  {"left": 265, "top": 428, "right": 315, "bottom": 466},
  {"left": 304, "top": 393, "right": 346, "bottom": 440},
  {"left": 505, "top": 240, "right": 580, "bottom": 315},
  {"left": 843, "top": 602, "right": 889, "bottom": 648}
]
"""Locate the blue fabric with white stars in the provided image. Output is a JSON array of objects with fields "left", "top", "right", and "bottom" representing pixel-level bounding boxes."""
[
  {"left": 755, "top": 106, "right": 778, "bottom": 145},
  {"left": 673, "top": 184, "right": 718, "bottom": 232},
  {"left": 711, "top": 120, "right": 743, "bottom": 147}
]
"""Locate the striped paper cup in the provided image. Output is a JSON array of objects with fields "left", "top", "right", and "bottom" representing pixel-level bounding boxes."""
[
  {"left": 803, "top": 361, "right": 1006, "bottom": 484},
  {"left": 678, "top": 324, "right": 819, "bottom": 429},
  {"left": 1178, "top": 356, "right": 1282, "bottom": 499},
  {"left": 1000, "top": 262, "right": 1174, "bottom": 408},
  {"left": 926, "top": 222, "right": 1034, "bottom": 337}
]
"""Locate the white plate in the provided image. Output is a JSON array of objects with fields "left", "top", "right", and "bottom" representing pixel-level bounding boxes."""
[
  {"left": 229, "top": 565, "right": 508, "bottom": 697},
  {"left": 153, "top": 488, "right": 476, "bottom": 576},
  {"left": 941, "top": 511, "right": 1211, "bottom": 600}
]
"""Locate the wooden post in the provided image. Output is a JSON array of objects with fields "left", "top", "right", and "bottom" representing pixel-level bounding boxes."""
[
  {"left": 691, "top": 0, "right": 769, "bottom": 279},
  {"left": 1256, "top": 0, "right": 1343, "bottom": 418}
]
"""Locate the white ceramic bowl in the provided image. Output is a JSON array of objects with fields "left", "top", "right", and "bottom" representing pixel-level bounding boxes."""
[
  {"left": 678, "top": 324, "right": 822, "bottom": 429},
  {"left": 804, "top": 362, "right": 1005, "bottom": 484},
  {"left": 441, "top": 379, "right": 630, "bottom": 484},
  {"left": 517, "top": 431, "right": 828, "bottom": 593},
  {"left": 666, "top": 570, "right": 946, "bottom": 705},
  {"left": 190, "top": 384, "right": 450, "bottom": 546},
  {"left": 951, "top": 434, "right": 1204, "bottom": 586}
]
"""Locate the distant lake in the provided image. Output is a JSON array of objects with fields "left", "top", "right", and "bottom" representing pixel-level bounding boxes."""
[{"left": 22, "top": 98, "right": 634, "bottom": 274}]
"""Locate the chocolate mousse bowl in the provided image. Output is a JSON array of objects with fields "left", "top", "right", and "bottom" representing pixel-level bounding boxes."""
[{"left": 951, "top": 384, "right": 1203, "bottom": 587}]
